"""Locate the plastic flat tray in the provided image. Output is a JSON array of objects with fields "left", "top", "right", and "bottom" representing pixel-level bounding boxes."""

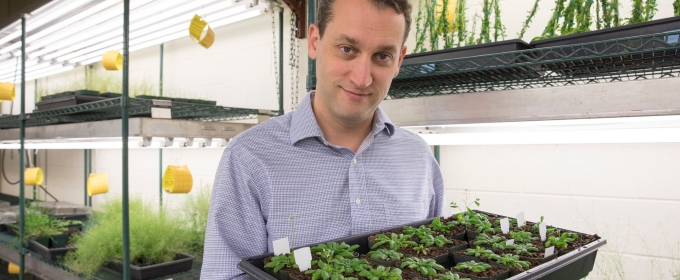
[
  {"left": 238, "top": 212, "right": 606, "bottom": 280},
  {"left": 403, "top": 40, "right": 533, "bottom": 65},
  {"left": 36, "top": 94, "right": 109, "bottom": 111}
]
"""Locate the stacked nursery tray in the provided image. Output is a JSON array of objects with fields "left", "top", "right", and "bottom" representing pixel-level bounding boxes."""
[{"left": 239, "top": 210, "right": 605, "bottom": 280}]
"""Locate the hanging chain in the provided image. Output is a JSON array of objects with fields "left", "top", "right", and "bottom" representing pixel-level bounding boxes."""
[
  {"left": 289, "top": 8, "right": 301, "bottom": 111},
  {"left": 271, "top": 6, "right": 280, "bottom": 110}
]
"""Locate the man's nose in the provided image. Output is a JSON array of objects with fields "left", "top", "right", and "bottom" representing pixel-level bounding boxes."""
[{"left": 348, "top": 56, "right": 373, "bottom": 89}]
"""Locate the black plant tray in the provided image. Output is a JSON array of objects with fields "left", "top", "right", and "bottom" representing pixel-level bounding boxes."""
[
  {"left": 35, "top": 95, "right": 109, "bottom": 111},
  {"left": 106, "top": 253, "right": 194, "bottom": 280},
  {"left": 531, "top": 16, "right": 680, "bottom": 48},
  {"left": 27, "top": 238, "right": 75, "bottom": 262},
  {"left": 238, "top": 212, "right": 606, "bottom": 280},
  {"left": 403, "top": 39, "right": 533, "bottom": 65}
]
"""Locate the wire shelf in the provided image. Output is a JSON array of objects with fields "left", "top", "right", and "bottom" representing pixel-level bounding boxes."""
[
  {"left": 386, "top": 31, "right": 680, "bottom": 99},
  {"left": 0, "top": 98, "right": 280, "bottom": 129}
]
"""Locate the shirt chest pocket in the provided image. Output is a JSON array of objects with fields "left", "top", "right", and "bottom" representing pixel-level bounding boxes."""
[{"left": 369, "top": 196, "right": 430, "bottom": 230}]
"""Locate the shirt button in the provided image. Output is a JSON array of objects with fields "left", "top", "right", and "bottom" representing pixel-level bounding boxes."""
[
  {"left": 352, "top": 158, "right": 357, "bottom": 164},
  {"left": 355, "top": 198, "right": 361, "bottom": 205}
]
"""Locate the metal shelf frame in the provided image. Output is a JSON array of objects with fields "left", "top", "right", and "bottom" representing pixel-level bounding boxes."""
[{"left": 388, "top": 31, "right": 680, "bottom": 99}]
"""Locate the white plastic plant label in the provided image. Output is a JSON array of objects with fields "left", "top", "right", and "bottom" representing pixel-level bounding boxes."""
[
  {"left": 540, "top": 223, "right": 547, "bottom": 241},
  {"left": 545, "top": 246, "right": 555, "bottom": 258},
  {"left": 294, "top": 247, "right": 313, "bottom": 272},
  {"left": 273, "top": 237, "right": 290, "bottom": 256},
  {"left": 516, "top": 212, "right": 526, "bottom": 227},
  {"left": 506, "top": 239, "right": 515, "bottom": 246},
  {"left": 500, "top": 218, "right": 510, "bottom": 234}
]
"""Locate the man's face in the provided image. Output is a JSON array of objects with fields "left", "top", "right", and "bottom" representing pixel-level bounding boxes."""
[{"left": 308, "top": 0, "right": 407, "bottom": 123}]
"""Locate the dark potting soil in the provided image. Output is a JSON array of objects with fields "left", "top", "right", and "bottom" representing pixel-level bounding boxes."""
[
  {"left": 452, "top": 265, "right": 508, "bottom": 278},
  {"left": 398, "top": 245, "right": 449, "bottom": 259},
  {"left": 449, "top": 239, "right": 468, "bottom": 247}
]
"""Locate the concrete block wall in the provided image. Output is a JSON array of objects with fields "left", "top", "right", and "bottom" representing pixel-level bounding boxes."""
[{"left": 1, "top": 0, "right": 679, "bottom": 278}]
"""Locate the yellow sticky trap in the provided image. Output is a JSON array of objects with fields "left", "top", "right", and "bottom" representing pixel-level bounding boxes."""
[
  {"left": 102, "top": 50, "right": 122, "bottom": 71},
  {"left": 436, "top": 0, "right": 458, "bottom": 32},
  {"left": 163, "top": 165, "right": 193, "bottom": 193},
  {"left": 0, "top": 82, "right": 15, "bottom": 101},
  {"left": 8, "top": 262, "right": 24, "bottom": 274},
  {"left": 87, "top": 173, "right": 109, "bottom": 196},
  {"left": 24, "top": 167, "right": 44, "bottom": 185},
  {"left": 189, "top": 14, "right": 215, "bottom": 49}
]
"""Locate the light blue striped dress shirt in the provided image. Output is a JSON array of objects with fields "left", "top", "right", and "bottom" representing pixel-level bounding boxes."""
[{"left": 200, "top": 91, "right": 444, "bottom": 279}]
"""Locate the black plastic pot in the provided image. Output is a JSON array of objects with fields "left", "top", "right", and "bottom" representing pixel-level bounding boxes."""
[
  {"left": 519, "top": 252, "right": 557, "bottom": 264},
  {"left": 367, "top": 258, "right": 399, "bottom": 267},
  {"left": 263, "top": 266, "right": 291, "bottom": 280},
  {"left": 27, "top": 238, "right": 75, "bottom": 262},
  {"left": 466, "top": 230, "right": 481, "bottom": 241},
  {"left": 446, "top": 241, "right": 469, "bottom": 255},
  {"left": 453, "top": 266, "right": 510, "bottom": 280},
  {"left": 35, "top": 95, "right": 108, "bottom": 111},
  {"left": 403, "top": 40, "right": 532, "bottom": 65},
  {"left": 106, "top": 253, "right": 194, "bottom": 280},
  {"left": 74, "top": 89, "right": 100, "bottom": 96},
  {"left": 531, "top": 16, "right": 680, "bottom": 48},
  {"left": 100, "top": 92, "right": 122, "bottom": 98},
  {"left": 452, "top": 253, "right": 486, "bottom": 264},
  {"left": 30, "top": 236, "right": 49, "bottom": 248},
  {"left": 50, "top": 233, "right": 69, "bottom": 248}
]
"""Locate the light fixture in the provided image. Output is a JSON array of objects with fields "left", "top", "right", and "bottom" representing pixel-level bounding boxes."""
[
  {"left": 410, "top": 115, "right": 680, "bottom": 145},
  {"left": 0, "top": 137, "right": 229, "bottom": 150}
]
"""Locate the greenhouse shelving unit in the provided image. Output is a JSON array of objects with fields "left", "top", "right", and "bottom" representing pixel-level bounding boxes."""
[{"left": 0, "top": 1, "right": 282, "bottom": 279}]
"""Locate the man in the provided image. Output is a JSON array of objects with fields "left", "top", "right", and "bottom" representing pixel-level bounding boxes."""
[{"left": 201, "top": 0, "right": 444, "bottom": 279}]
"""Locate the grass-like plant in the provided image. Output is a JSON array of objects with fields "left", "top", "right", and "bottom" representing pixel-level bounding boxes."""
[
  {"left": 180, "top": 185, "right": 211, "bottom": 256},
  {"left": 400, "top": 257, "right": 445, "bottom": 276},
  {"left": 359, "top": 266, "right": 402, "bottom": 280},
  {"left": 8, "top": 203, "right": 72, "bottom": 242},
  {"left": 367, "top": 249, "right": 403, "bottom": 261},
  {"left": 63, "top": 199, "right": 190, "bottom": 276},
  {"left": 454, "top": 260, "right": 491, "bottom": 273},
  {"left": 518, "top": 0, "right": 540, "bottom": 40}
]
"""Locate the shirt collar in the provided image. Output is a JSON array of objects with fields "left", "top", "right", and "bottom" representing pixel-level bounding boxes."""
[{"left": 289, "top": 91, "right": 395, "bottom": 145}]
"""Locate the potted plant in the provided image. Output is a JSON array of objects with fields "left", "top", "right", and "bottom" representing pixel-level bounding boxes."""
[
  {"left": 452, "top": 261, "right": 509, "bottom": 280},
  {"left": 263, "top": 253, "right": 298, "bottom": 280},
  {"left": 366, "top": 249, "right": 403, "bottom": 267},
  {"left": 63, "top": 199, "right": 194, "bottom": 280},
  {"left": 359, "top": 266, "right": 405, "bottom": 280},
  {"left": 399, "top": 257, "right": 446, "bottom": 278},
  {"left": 435, "top": 271, "right": 471, "bottom": 280},
  {"left": 311, "top": 242, "right": 360, "bottom": 261},
  {"left": 489, "top": 253, "right": 533, "bottom": 276}
]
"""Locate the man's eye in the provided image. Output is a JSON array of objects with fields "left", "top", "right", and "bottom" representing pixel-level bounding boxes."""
[
  {"left": 378, "top": 54, "right": 389, "bottom": 60},
  {"left": 341, "top": 46, "right": 352, "bottom": 53}
]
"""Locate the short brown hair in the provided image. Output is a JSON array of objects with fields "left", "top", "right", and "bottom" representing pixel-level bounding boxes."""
[{"left": 316, "top": 0, "right": 412, "bottom": 44}]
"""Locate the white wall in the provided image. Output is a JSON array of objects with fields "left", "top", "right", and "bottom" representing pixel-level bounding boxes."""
[{"left": 1, "top": 0, "right": 679, "bottom": 278}]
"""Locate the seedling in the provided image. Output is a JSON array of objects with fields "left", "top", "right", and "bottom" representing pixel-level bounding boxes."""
[
  {"left": 304, "top": 260, "right": 350, "bottom": 280},
  {"left": 466, "top": 246, "right": 497, "bottom": 258},
  {"left": 264, "top": 253, "right": 298, "bottom": 273},
  {"left": 545, "top": 232, "right": 578, "bottom": 249},
  {"left": 509, "top": 231, "right": 537, "bottom": 244},
  {"left": 473, "top": 233, "right": 507, "bottom": 246},
  {"left": 367, "top": 249, "right": 403, "bottom": 261},
  {"left": 400, "top": 257, "right": 445, "bottom": 276},
  {"left": 359, "top": 266, "right": 402, "bottom": 280},
  {"left": 333, "top": 258, "right": 371, "bottom": 274},
  {"left": 420, "top": 234, "right": 454, "bottom": 247},
  {"left": 492, "top": 254, "right": 531, "bottom": 270},
  {"left": 403, "top": 225, "right": 433, "bottom": 238},
  {"left": 513, "top": 244, "right": 539, "bottom": 256},
  {"left": 436, "top": 272, "right": 471, "bottom": 280},
  {"left": 491, "top": 242, "right": 517, "bottom": 251},
  {"left": 414, "top": 244, "right": 429, "bottom": 255},
  {"left": 454, "top": 261, "right": 492, "bottom": 273},
  {"left": 371, "top": 233, "right": 418, "bottom": 250},
  {"left": 429, "top": 217, "right": 457, "bottom": 234},
  {"left": 474, "top": 220, "right": 501, "bottom": 235},
  {"left": 311, "top": 242, "right": 360, "bottom": 261}
]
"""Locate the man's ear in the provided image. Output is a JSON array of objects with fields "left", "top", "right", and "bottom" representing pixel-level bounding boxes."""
[
  {"left": 308, "top": 24, "right": 320, "bottom": 60},
  {"left": 394, "top": 45, "right": 407, "bottom": 78}
]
